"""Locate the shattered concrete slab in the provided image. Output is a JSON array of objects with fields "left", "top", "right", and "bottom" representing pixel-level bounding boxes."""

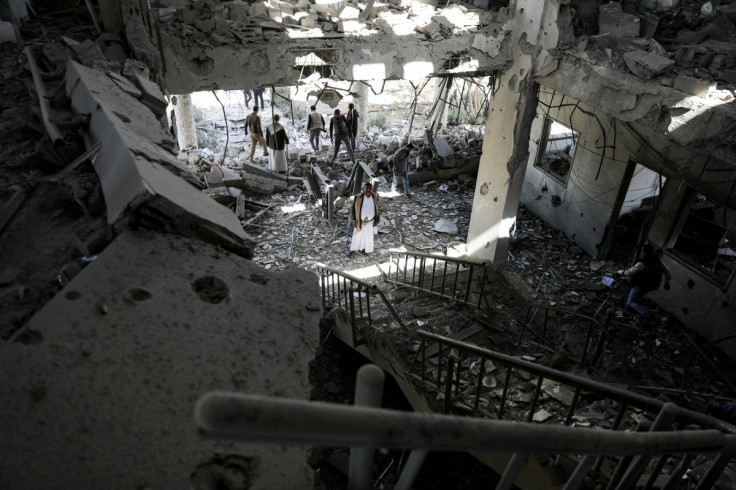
[
  {"left": 623, "top": 50, "right": 675, "bottom": 79},
  {"left": 0, "top": 230, "right": 321, "bottom": 490},
  {"left": 65, "top": 61, "right": 255, "bottom": 257}
]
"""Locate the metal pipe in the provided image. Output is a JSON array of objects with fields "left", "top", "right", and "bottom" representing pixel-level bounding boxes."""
[
  {"left": 661, "top": 454, "right": 694, "bottom": 490},
  {"left": 394, "top": 450, "right": 428, "bottom": 490},
  {"left": 694, "top": 452, "right": 732, "bottom": 490},
  {"left": 388, "top": 249, "right": 488, "bottom": 268},
  {"left": 349, "top": 365, "right": 385, "bottom": 490},
  {"left": 195, "top": 393, "right": 734, "bottom": 454},
  {"left": 23, "top": 46, "right": 63, "bottom": 145},
  {"left": 316, "top": 263, "right": 379, "bottom": 292}
]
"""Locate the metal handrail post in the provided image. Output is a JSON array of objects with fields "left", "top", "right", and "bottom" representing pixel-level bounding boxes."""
[
  {"left": 563, "top": 454, "right": 596, "bottom": 490},
  {"left": 349, "top": 364, "right": 385, "bottom": 490},
  {"left": 394, "top": 450, "right": 428, "bottom": 490},
  {"left": 616, "top": 403, "right": 680, "bottom": 490},
  {"left": 497, "top": 452, "right": 528, "bottom": 490}
]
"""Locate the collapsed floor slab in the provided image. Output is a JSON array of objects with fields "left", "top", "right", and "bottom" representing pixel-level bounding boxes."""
[
  {"left": 65, "top": 61, "right": 256, "bottom": 257},
  {"left": 0, "top": 230, "right": 322, "bottom": 489}
]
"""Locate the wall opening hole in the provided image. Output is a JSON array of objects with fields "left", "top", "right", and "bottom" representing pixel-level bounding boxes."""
[
  {"left": 192, "top": 276, "right": 230, "bottom": 304},
  {"left": 686, "top": 279, "right": 695, "bottom": 289},
  {"left": 65, "top": 290, "right": 82, "bottom": 301}
]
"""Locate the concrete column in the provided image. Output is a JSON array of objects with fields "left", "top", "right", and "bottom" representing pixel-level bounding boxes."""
[
  {"left": 466, "top": 0, "right": 560, "bottom": 264},
  {"left": 356, "top": 82, "right": 370, "bottom": 136},
  {"left": 432, "top": 77, "right": 449, "bottom": 130},
  {"left": 173, "top": 94, "right": 198, "bottom": 150}
]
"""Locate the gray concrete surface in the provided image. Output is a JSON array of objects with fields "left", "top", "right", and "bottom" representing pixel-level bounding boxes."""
[{"left": 0, "top": 230, "right": 321, "bottom": 489}]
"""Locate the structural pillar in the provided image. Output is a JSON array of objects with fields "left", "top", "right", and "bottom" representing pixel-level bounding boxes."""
[
  {"left": 356, "top": 82, "right": 370, "bottom": 138},
  {"left": 173, "top": 93, "right": 198, "bottom": 151},
  {"left": 466, "top": 0, "right": 560, "bottom": 264}
]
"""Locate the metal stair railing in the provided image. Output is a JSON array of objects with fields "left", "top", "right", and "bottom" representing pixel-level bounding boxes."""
[
  {"left": 196, "top": 364, "right": 736, "bottom": 490},
  {"left": 316, "top": 263, "right": 406, "bottom": 347},
  {"left": 386, "top": 250, "right": 609, "bottom": 366},
  {"left": 408, "top": 329, "right": 736, "bottom": 488},
  {"left": 517, "top": 304, "right": 612, "bottom": 366},
  {"left": 387, "top": 250, "right": 493, "bottom": 309}
]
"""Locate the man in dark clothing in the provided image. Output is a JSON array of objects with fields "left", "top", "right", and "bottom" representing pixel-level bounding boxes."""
[
  {"left": 245, "top": 106, "right": 268, "bottom": 162},
  {"left": 253, "top": 88, "right": 265, "bottom": 109},
  {"left": 617, "top": 244, "right": 671, "bottom": 317},
  {"left": 244, "top": 89, "right": 253, "bottom": 106},
  {"left": 391, "top": 143, "right": 414, "bottom": 197},
  {"left": 346, "top": 102, "right": 360, "bottom": 151},
  {"left": 329, "top": 109, "right": 356, "bottom": 164}
]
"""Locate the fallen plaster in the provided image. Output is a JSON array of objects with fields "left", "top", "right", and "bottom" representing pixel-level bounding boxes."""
[
  {"left": 0, "top": 230, "right": 321, "bottom": 489},
  {"left": 65, "top": 60, "right": 256, "bottom": 257}
]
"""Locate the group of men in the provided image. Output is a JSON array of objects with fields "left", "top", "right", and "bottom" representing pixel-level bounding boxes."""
[{"left": 306, "top": 104, "right": 360, "bottom": 162}]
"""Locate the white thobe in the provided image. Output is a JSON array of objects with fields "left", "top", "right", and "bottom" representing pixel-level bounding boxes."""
[{"left": 350, "top": 195, "right": 376, "bottom": 253}]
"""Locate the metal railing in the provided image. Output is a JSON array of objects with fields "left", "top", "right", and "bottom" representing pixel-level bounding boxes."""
[
  {"left": 517, "top": 304, "right": 611, "bottom": 366},
  {"left": 196, "top": 363, "right": 736, "bottom": 490},
  {"left": 316, "top": 263, "right": 406, "bottom": 347},
  {"left": 407, "top": 329, "right": 736, "bottom": 488},
  {"left": 386, "top": 250, "right": 493, "bottom": 309}
]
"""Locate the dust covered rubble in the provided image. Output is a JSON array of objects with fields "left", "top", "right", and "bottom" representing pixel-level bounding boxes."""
[{"left": 157, "top": 0, "right": 499, "bottom": 44}]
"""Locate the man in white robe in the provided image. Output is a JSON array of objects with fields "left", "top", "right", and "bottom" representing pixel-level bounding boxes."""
[{"left": 349, "top": 182, "right": 380, "bottom": 255}]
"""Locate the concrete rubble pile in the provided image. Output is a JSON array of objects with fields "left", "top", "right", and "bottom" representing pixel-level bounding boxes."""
[
  {"left": 0, "top": 9, "right": 321, "bottom": 489},
  {"left": 540, "top": 0, "right": 736, "bottom": 160},
  {"left": 159, "top": 0, "right": 498, "bottom": 42}
]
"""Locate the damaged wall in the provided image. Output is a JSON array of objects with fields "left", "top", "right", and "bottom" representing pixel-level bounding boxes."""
[
  {"left": 521, "top": 89, "right": 634, "bottom": 257},
  {"left": 154, "top": 1, "right": 514, "bottom": 93},
  {"left": 646, "top": 177, "right": 736, "bottom": 359}
]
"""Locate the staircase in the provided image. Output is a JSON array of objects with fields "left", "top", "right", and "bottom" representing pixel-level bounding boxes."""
[{"left": 200, "top": 252, "right": 736, "bottom": 489}]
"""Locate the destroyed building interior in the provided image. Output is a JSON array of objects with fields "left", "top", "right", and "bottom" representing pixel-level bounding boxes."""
[{"left": 2, "top": 0, "right": 736, "bottom": 488}]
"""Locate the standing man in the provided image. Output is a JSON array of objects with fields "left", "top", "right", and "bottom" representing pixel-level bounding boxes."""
[
  {"left": 253, "top": 88, "right": 265, "bottom": 110},
  {"left": 307, "top": 105, "right": 325, "bottom": 152},
  {"left": 266, "top": 114, "right": 289, "bottom": 173},
  {"left": 346, "top": 102, "right": 360, "bottom": 151},
  {"left": 349, "top": 182, "right": 380, "bottom": 256},
  {"left": 244, "top": 89, "right": 253, "bottom": 107},
  {"left": 245, "top": 106, "right": 268, "bottom": 163},
  {"left": 391, "top": 143, "right": 414, "bottom": 197},
  {"left": 329, "top": 109, "right": 356, "bottom": 164},
  {"left": 617, "top": 244, "right": 671, "bottom": 319}
]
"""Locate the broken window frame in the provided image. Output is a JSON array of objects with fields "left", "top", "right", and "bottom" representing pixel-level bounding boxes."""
[
  {"left": 533, "top": 116, "right": 578, "bottom": 187},
  {"left": 668, "top": 194, "right": 736, "bottom": 289},
  {"left": 292, "top": 49, "right": 338, "bottom": 81}
]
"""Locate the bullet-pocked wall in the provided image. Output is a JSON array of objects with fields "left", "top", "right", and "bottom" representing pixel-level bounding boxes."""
[
  {"left": 520, "top": 87, "right": 634, "bottom": 258},
  {"left": 648, "top": 177, "right": 736, "bottom": 359}
]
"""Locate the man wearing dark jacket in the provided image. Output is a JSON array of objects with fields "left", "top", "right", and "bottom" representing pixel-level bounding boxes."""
[
  {"left": 617, "top": 244, "right": 671, "bottom": 317},
  {"left": 346, "top": 103, "right": 359, "bottom": 150},
  {"left": 329, "top": 109, "right": 356, "bottom": 164},
  {"left": 391, "top": 143, "right": 414, "bottom": 197}
]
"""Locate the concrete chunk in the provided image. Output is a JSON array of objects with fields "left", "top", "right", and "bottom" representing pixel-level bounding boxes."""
[
  {"left": 434, "top": 137, "right": 454, "bottom": 158},
  {"left": 107, "top": 71, "right": 142, "bottom": 99},
  {"left": 66, "top": 61, "right": 253, "bottom": 257},
  {"left": 674, "top": 75, "right": 716, "bottom": 97},
  {"left": 623, "top": 50, "right": 674, "bottom": 79},
  {"left": 0, "top": 230, "right": 321, "bottom": 489},
  {"left": 134, "top": 74, "right": 168, "bottom": 118}
]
